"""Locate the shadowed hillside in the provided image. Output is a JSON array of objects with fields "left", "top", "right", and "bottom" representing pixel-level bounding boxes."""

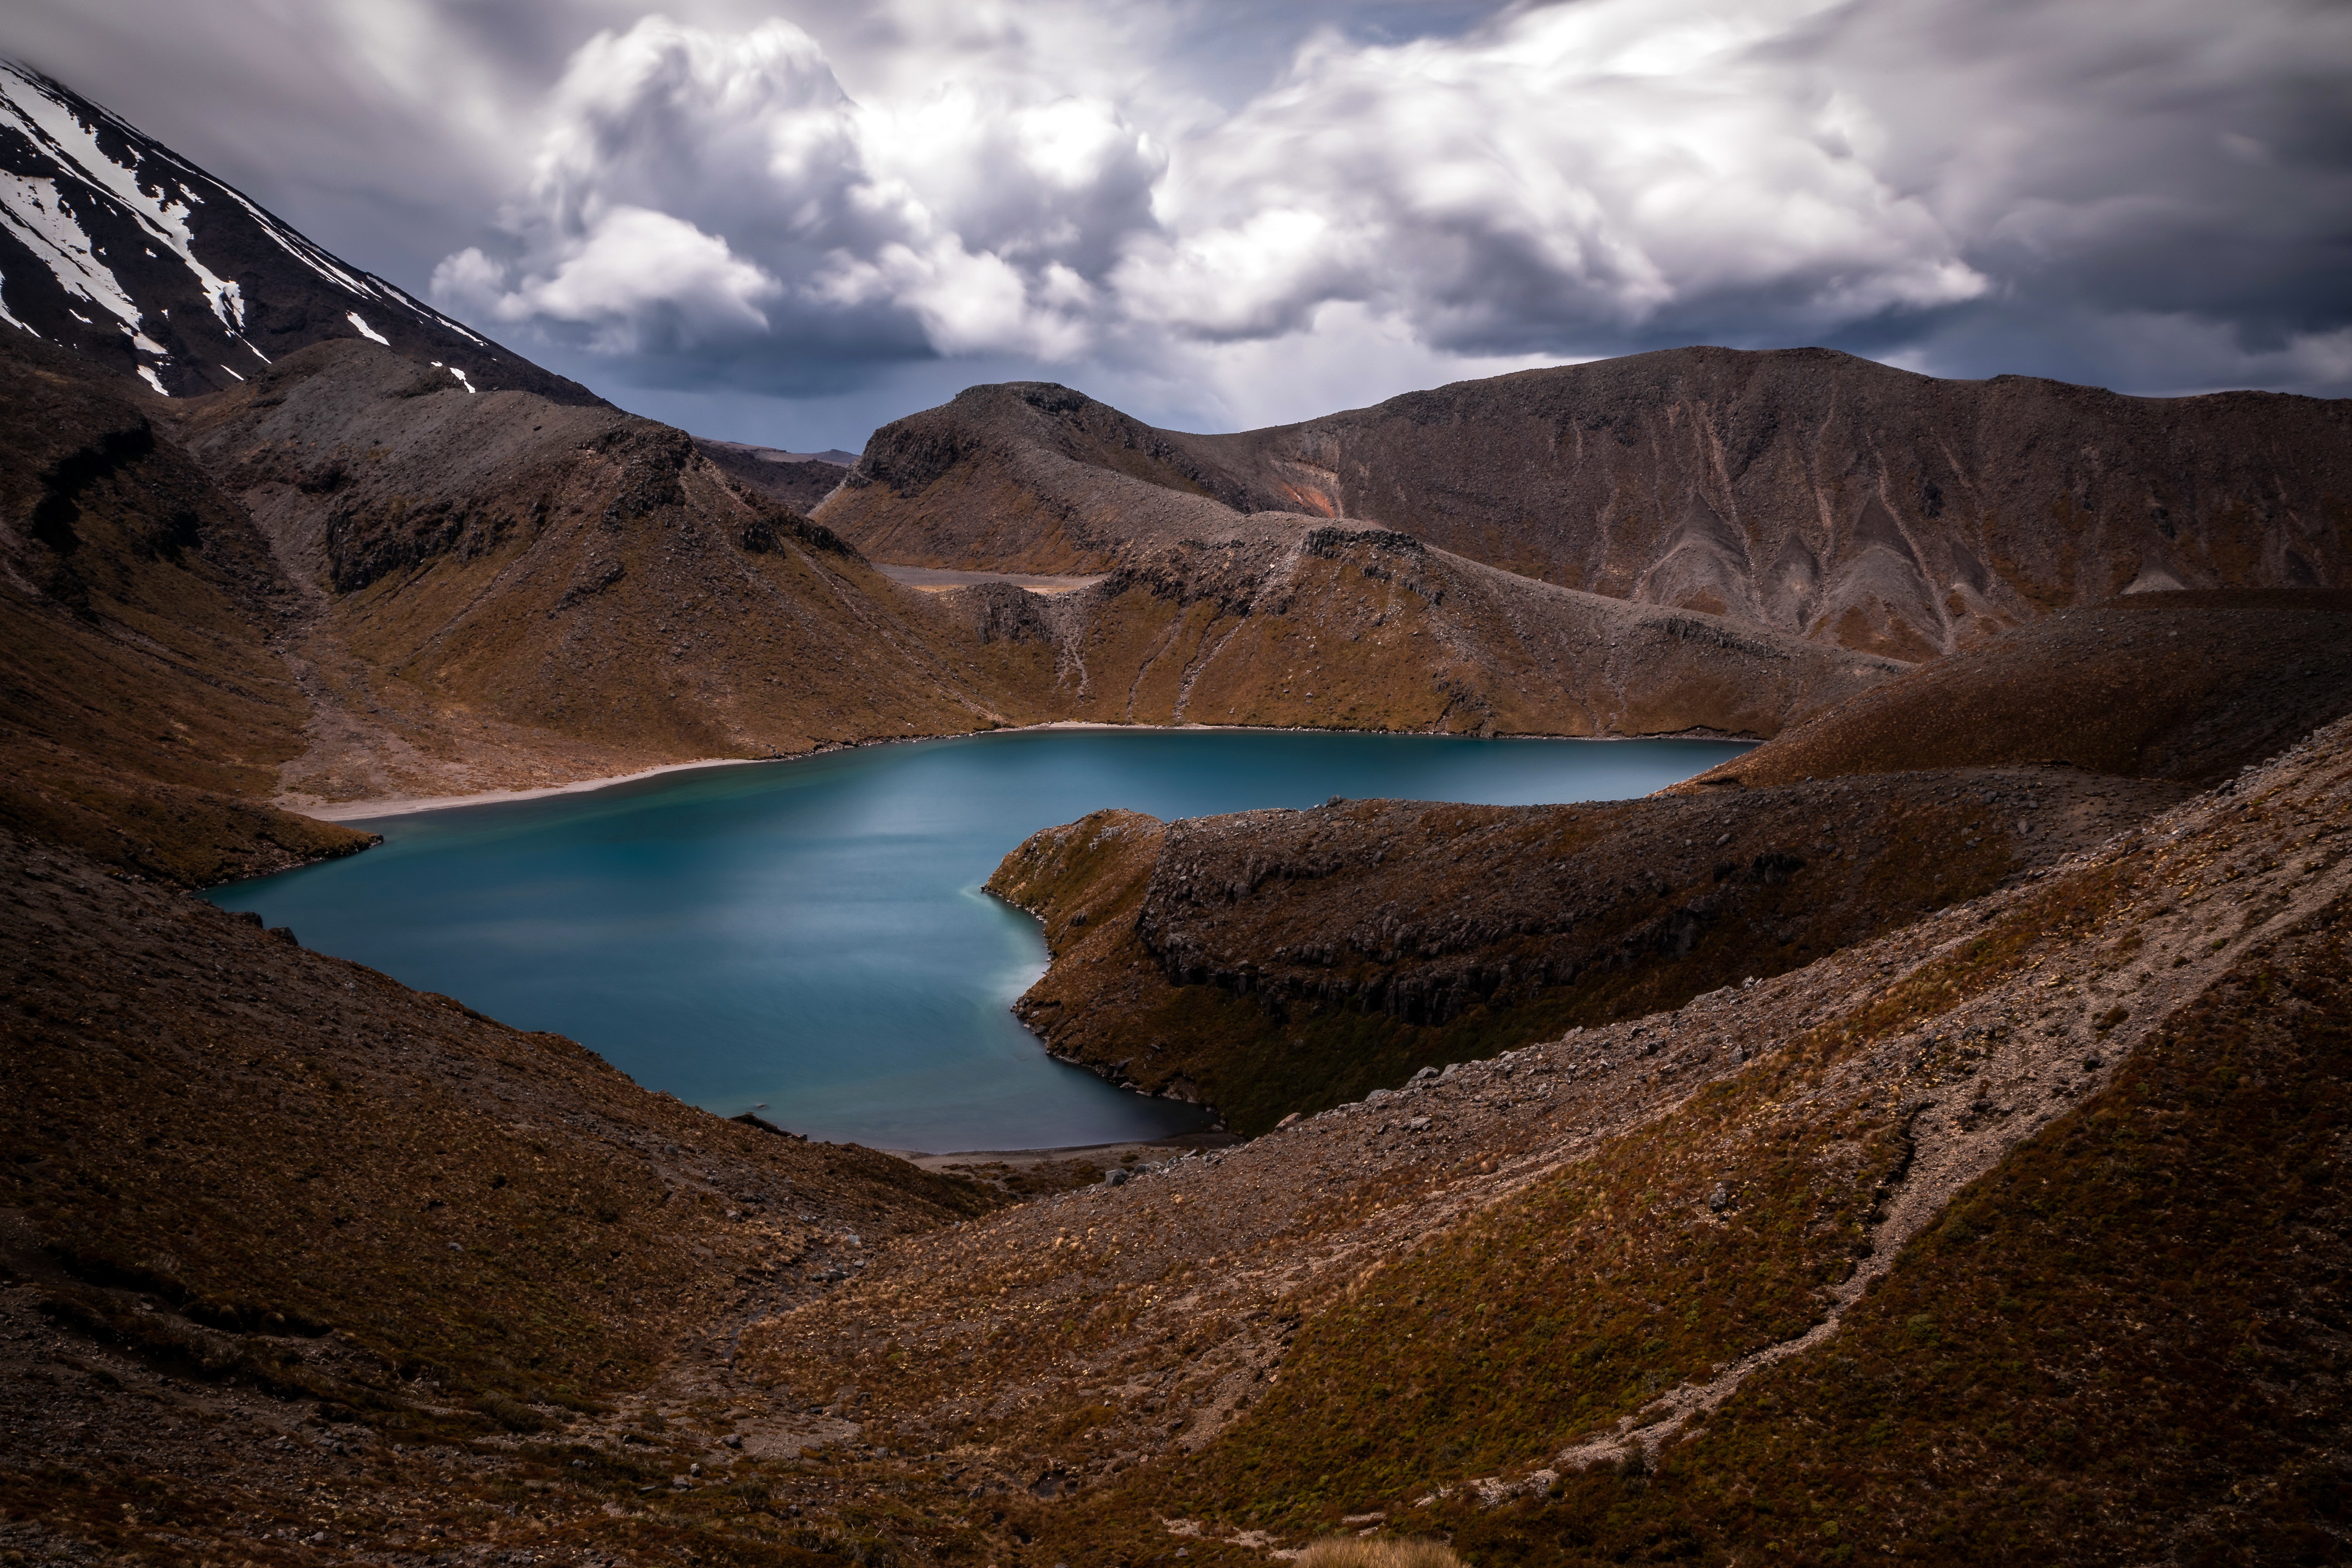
[
  {"left": 0, "top": 331, "right": 376, "bottom": 881},
  {"left": 820, "top": 353, "right": 2352, "bottom": 659},
  {"left": 0, "top": 823, "right": 1001, "bottom": 1560},
  {"left": 1671, "top": 589, "right": 2352, "bottom": 791},
  {"left": 694, "top": 439, "right": 853, "bottom": 514},
  {"left": 163, "top": 337, "right": 1026, "bottom": 809}
]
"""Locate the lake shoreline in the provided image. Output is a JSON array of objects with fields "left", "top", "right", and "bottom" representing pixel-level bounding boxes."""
[
  {"left": 225, "top": 728, "right": 1753, "bottom": 1155},
  {"left": 285, "top": 721, "right": 1760, "bottom": 823}
]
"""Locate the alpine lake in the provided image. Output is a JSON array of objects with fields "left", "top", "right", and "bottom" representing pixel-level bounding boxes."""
[{"left": 210, "top": 729, "right": 1748, "bottom": 1152}]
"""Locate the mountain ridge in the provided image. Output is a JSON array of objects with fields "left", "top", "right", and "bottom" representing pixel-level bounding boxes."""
[{"left": 819, "top": 351, "right": 2352, "bottom": 660}]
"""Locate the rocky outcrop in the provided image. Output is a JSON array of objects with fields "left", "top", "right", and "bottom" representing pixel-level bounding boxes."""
[{"left": 990, "top": 767, "right": 2184, "bottom": 1134}]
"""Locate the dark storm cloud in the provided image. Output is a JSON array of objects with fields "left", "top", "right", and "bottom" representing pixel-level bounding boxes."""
[{"left": 7, "top": 0, "right": 2350, "bottom": 445}]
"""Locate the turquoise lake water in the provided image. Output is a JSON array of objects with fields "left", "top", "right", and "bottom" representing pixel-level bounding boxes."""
[{"left": 209, "top": 729, "right": 1747, "bottom": 1152}]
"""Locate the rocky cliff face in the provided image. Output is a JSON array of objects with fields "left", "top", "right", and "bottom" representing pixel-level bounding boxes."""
[{"left": 822, "top": 350, "right": 2352, "bottom": 659}]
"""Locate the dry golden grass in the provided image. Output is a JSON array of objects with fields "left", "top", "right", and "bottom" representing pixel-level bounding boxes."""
[
  {"left": 1293, "top": 1536, "right": 1464, "bottom": 1568},
  {"left": 1298, "top": 1532, "right": 1458, "bottom": 1568}
]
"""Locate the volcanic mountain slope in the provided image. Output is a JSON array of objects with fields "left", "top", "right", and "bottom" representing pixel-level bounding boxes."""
[
  {"left": 170, "top": 338, "right": 1886, "bottom": 810},
  {"left": 819, "top": 354, "right": 2352, "bottom": 659},
  {"left": 923, "top": 520, "right": 1900, "bottom": 738},
  {"left": 695, "top": 439, "right": 856, "bottom": 514},
  {"left": 160, "top": 335, "right": 1038, "bottom": 809},
  {"left": 0, "top": 64, "right": 596, "bottom": 403},
  {"left": 988, "top": 592, "right": 2352, "bottom": 1133},
  {"left": 733, "top": 709, "right": 2352, "bottom": 1568},
  {"left": 0, "top": 328, "right": 375, "bottom": 881},
  {"left": 1672, "top": 588, "right": 2352, "bottom": 791},
  {"left": 0, "top": 323, "right": 1020, "bottom": 847}
]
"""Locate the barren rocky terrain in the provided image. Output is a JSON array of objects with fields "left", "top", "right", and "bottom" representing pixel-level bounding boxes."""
[{"left": 818, "top": 353, "right": 2352, "bottom": 660}]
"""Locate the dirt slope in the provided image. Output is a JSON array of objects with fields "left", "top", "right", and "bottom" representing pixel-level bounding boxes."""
[
  {"left": 926, "top": 521, "right": 1900, "bottom": 738},
  {"left": 820, "top": 352, "right": 2352, "bottom": 659},
  {"left": 1673, "top": 588, "right": 2352, "bottom": 791},
  {"left": 0, "top": 824, "right": 998, "bottom": 1562},
  {"left": 0, "top": 330, "right": 375, "bottom": 881},
  {"left": 161, "top": 338, "right": 1032, "bottom": 808}
]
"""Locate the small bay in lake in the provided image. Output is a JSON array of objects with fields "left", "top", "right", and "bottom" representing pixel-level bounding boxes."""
[{"left": 211, "top": 730, "right": 1748, "bottom": 1151}]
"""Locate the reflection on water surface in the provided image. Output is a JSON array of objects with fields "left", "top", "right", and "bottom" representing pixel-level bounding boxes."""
[{"left": 212, "top": 730, "right": 1746, "bottom": 1151}]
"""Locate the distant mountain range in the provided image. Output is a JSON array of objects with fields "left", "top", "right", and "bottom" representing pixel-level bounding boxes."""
[{"left": 820, "top": 358, "right": 2352, "bottom": 659}]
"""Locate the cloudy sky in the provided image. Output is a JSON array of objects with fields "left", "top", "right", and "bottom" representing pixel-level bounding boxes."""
[{"left": 9, "top": 0, "right": 2350, "bottom": 449}]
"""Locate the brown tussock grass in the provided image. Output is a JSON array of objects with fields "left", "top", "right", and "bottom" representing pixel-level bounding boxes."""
[{"left": 1294, "top": 1537, "right": 1463, "bottom": 1568}]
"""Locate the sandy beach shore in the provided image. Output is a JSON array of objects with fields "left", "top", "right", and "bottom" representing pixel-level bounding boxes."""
[{"left": 288, "top": 756, "right": 779, "bottom": 821}]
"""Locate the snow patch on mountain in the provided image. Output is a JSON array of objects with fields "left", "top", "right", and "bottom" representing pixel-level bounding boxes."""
[
  {"left": 0, "top": 168, "right": 142, "bottom": 334},
  {"left": 0, "top": 63, "right": 600, "bottom": 404},
  {"left": 0, "top": 65, "right": 243, "bottom": 331}
]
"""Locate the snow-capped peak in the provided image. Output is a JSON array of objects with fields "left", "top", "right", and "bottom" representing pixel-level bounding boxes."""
[{"left": 0, "top": 63, "right": 594, "bottom": 405}]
